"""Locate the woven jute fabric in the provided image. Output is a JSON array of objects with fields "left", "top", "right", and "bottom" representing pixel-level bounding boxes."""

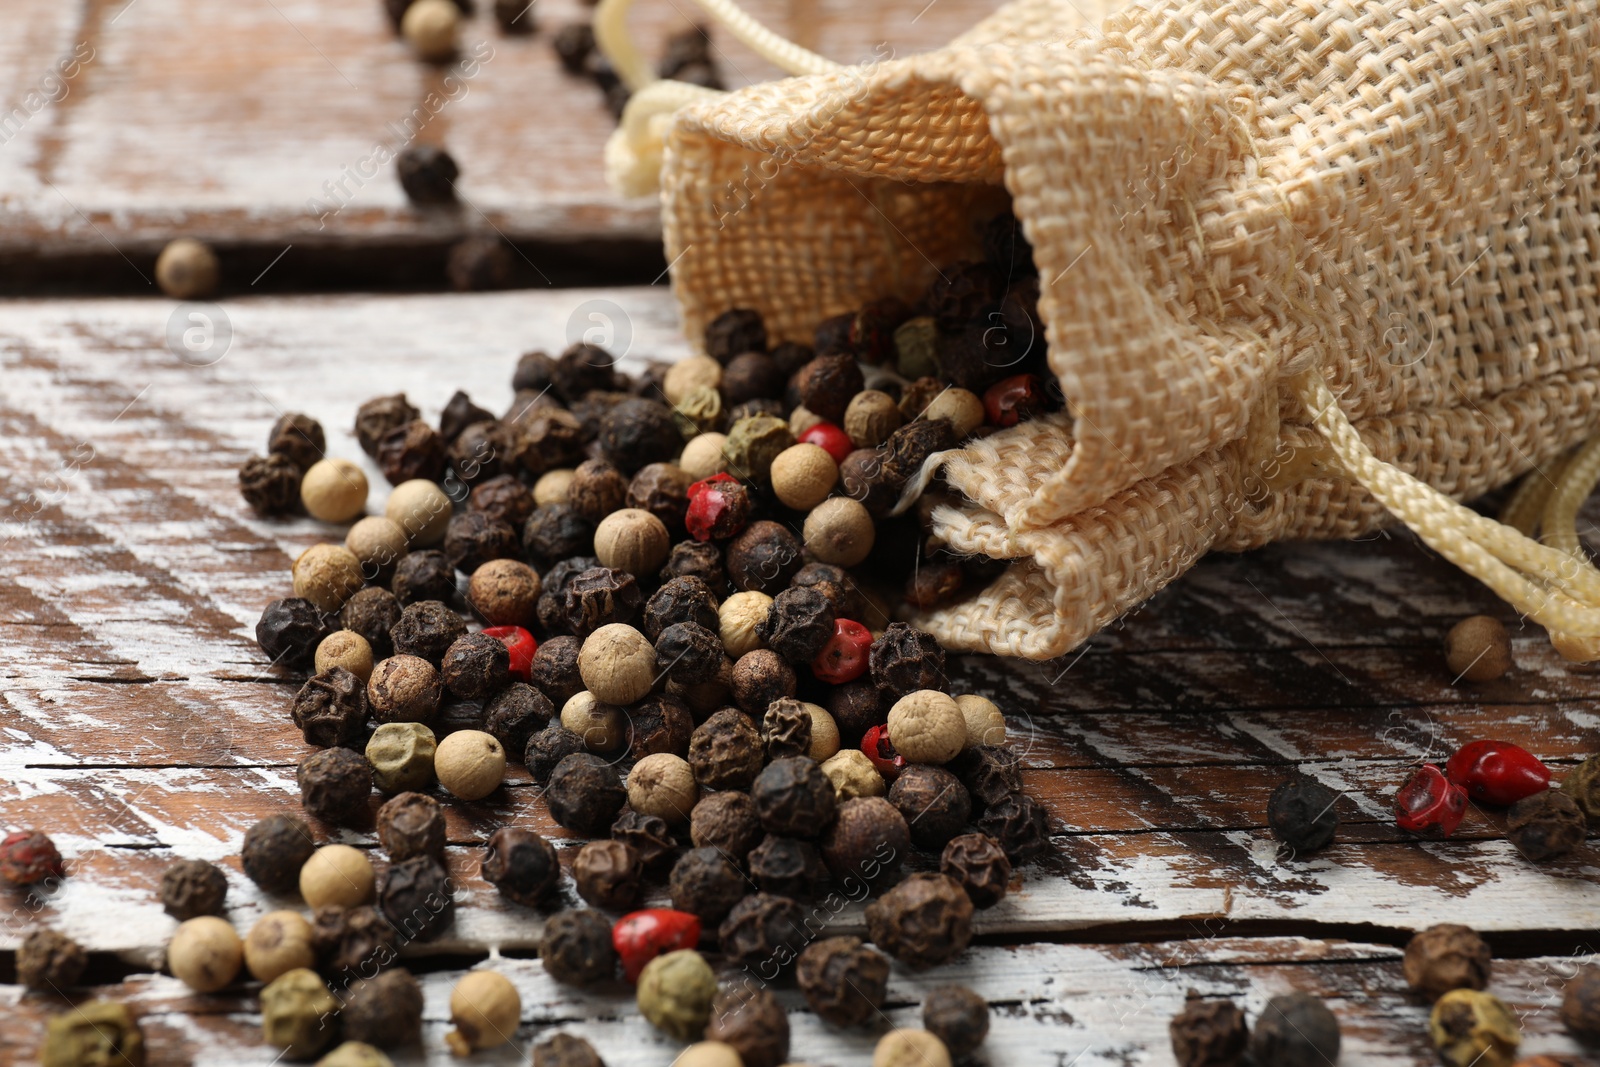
[{"left": 660, "top": 0, "right": 1600, "bottom": 660}]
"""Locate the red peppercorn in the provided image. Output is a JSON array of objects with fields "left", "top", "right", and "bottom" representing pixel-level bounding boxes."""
[
  {"left": 983, "top": 374, "right": 1046, "bottom": 428},
  {"left": 482, "top": 625, "right": 537, "bottom": 682},
  {"left": 613, "top": 908, "right": 702, "bottom": 983},
  {"left": 0, "top": 830, "right": 64, "bottom": 886},
  {"left": 1444, "top": 740, "right": 1551, "bottom": 806},
  {"left": 685, "top": 473, "right": 750, "bottom": 542},
  {"left": 1395, "top": 763, "right": 1468, "bottom": 836},
  {"left": 800, "top": 422, "right": 854, "bottom": 465},
  {"left": 812, "top": 619, "right": 873, "bottom": 684},
  {"left": 861, "top": 724, "right": 907, "bottom": 781}
]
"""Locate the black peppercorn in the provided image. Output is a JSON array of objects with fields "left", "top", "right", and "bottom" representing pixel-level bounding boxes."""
[
  {"left": 453, "top": 423, "right": 510, "bottom": 489},
  {"left": 511, "top": 350, "right": 557, "bottom": 393},
  {"left": 540, "top": 908, "right": 618, "bottom": 986},
  {"left": 706, "top": 983, "right": 790, "bottom": 1067},
  {"left": 797, "top": 936, "right": 889, "bottom": 1028},
  {"left": 18, "top": 929, "right": 87, "bottom": 992},
  {"left": 937, "top": 319, "right": 1014, "bottom": 394},
  {"left": 526, "top": 722, "right": 589, "bottom": 784},
  {"left": 538, "top": 556, "right": 600, "bottom": 634},
  {"left": 533, "top": 1033, "right": 606, "bottom": 1067},
  {"left": 827, "top": 680, "right": 886, "bottom": 743},
  {"left": 484, "top": 682, "right": 554, "bottom": 756},
  {"left": 790, "top": 562, "right": 862, "bottom": 622},
  {"left": 551, "top": 22, "right": 595, "bottom": 73},
  {"left": 482, "top": 827, "right": 560, "bottom": 906},
  {"left": 904, "top": 560, "right": 965, "bottom": 610},
  {"left": 240, "top": 453, "right": 303, "bottom": 516},
  {"left": 529, "top": 635, "right": 585, "bottom": 705},
  {"left": 1168, "top": 997, "right": 1247, "bottom": 1067},
  {"left": 1267, "top": 776, "right": 1340, "bottom": 853},
  {"left": 242, "top": 814, "right": 316, "bottom": 894},
  {"left": 355, "top": 394, "right": 420, "bottom": 457},
  {"left": 794, "top": 354, "right": 865, "bottom": 424},
  {"left": 313, "top": 904, "right": 399, "bottom": 981},
  {"left": 865, "top": 872, "right": 974, "bottom": 969},
  {"left": 611, "top": 808, "right": 678, "bottom": 871},
  {"left": 705, "top": 308, "right": 768, "bottom": 363},
  {"left": 731, "top": 650, "right": 797, "bottom": 715},
  {"left": 720, "top": 352, "right": 786, "bottom": 406},
  {"left": 553, "top": 342, "right": 617, "bottom": 404},
  {"left": 377, "top": 791, "right": 446, "bottom": 861},
  {"left": 951, "top": 744, "right": 1024, "bottom": 810},
  {"left": 761, "top": 697, "right": 813, "bottom": 761},
  {"left": 343, "top": 968, "right": 424, "bottom": 1049},
  {"left": 290, "top": 667, "right": 370, "bottom": 749},
  {"left": 396, "top": 144, "right": 459, "bottom": 204},
  {"left": 510, "top": 408, "right": 588, "bottom": 476},
  {"left": 159, "top": 858, "right": 229, "bottom": 921},
  {"left": 718, "top": 892, "right": 808, "bottom": 972},
  {"left": 256, "top": 597, "right": 333, "bottom": 671},
  {"left": 522, "top": 504, "right": 596, "bottom": 570},
  {"left": 757, "top": 587, "right": 835, "bottom": 664},
  {"left": 469, "top": 473, "right": 534, "bottom": 529},
  {"left": 1404, "top": 924, "right": 1492, "bottom": 1001},
  {"left": 342, "top": 587, "right": 402, "bottom": 659},
  {"left": 660, "top": 541, "right": 727, "bottom": 594},
  {"left": 926, "top": 260, "right": 1002, "bottom": 331},
  {"left": 570, "top": 391, "right": 630, "bottom": 441},
  {"left": 940, "top": 832, "right": 1010, "bottom": 909},
  {"left": 573, "top": 839, "right": 643, "bottom": 910},
  {"left": 838, "top": 448, "right": 900, "bottom": 518},
  {"left": 643, "top": 577, "right": 720, "bottom": 641},
  {"left": 890, "top": 765, "right": 972, "bottom": 849},
  {"left": 668, "top": 846, "right": 747, "bottom": 924},
  {"left": 440, "top": 633, "right": 512, "bottom": 701},
  {"left": 1563, "top": 965, "right": 1600, "bottom": 1038},
  {"left": 444, "top": 511, "right": 517, "bottom": 574},
  {"left": 440, "top": 390, "right": 497, "bottom": 443},
  {"left": 870, "top": 622, "right": 947, "bottom": 697},
  {"left": 822, "top": 796, "right": 907, "bottom": 885},
  {"left": 654, "top": 621, "right": 724, "bottom": 686},
  {"left": 749, "top": 834, "right": 824, "bottom": 897},
  {"left": 391, "top": 550, "right": 458, "bottom": 606},
  {"left": 1249, "top": 992, "right": 1340, "bottom": 1067},
  {"left": 689, "top": 708, "right": 765, "bottom": 790},
  {"left": 298, "top": 747, "right": 373, "bottom": 825},
  {"left": 751, "top": 756, "right": 837, "bottom": 838},
  {"left": 726, "top": 521, "right": 802, "bottom": 594},
  {"left": 447, "top": 236, "right": 513, "bottom": 291},
  {"left": 628, "top": 463, "right": 692, "bottom": 536},
  {"left": 267, "top": 412, "right": 326, "bottom": 472},
  {"left": 390, "top": 599, "right": 467, "bottom": 665},
  {"left": 547, "top": 753, "right": 628, "bottom": 834},
  {"left": 690, "top": 791, "right": 763, "bottom": 862},
  {"left": 1506, "top": 789, "right": 1587, "bottom": 861},
  {"left": 599, "top": 397, "right": 681, "bottom": 474},
  {"left": 923, "top": 985, "right": 990, "bottom": 1058},
  {"left": 568, "top": 458, "right": 629, "bottom": 523},
  {"left": 376, "top": 419, "right": 447, "bottom": 485},
  {"left": 380, "top": 855, "right": 455, "bottom": 942},
  {"left": 565, "top": 566, "right": 643, "bottom": 637},
  {"left": 975, "top": 790, "right": 1051, "bottom": 863},
  {"left": 629, "top": 694, "right": 695, "bottom": 759}
]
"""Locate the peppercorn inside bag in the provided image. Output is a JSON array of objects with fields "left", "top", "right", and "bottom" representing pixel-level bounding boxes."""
[{"left": 648, "top": 0, "right": 1600, "bottom": 659}]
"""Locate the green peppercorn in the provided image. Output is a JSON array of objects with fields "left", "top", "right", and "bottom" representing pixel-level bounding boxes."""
[
  {"left": 637, "top": 949, "right": 717, "bottom": 1041},
  {"left": 43, "top": 1000, "right": 146, "bottom": 1067},
  {"left": 261, "top": 968, "right": 340, "bottom": 1060},
  {"left": 1429, "top": 988, "right": 1521, "bottom": 1067},
  {"left": 1560, "top": 754, "right": 1600, "bottom": 821},
  {"left": 723, "top": 414, "right": 795, "bottom": 484}
]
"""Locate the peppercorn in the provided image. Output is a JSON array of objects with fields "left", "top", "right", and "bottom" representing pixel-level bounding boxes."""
[
  {"left": 435, "top": 635, "right": 509, "bottom": 703},
  {"left": 154, "top": 236, "right": 219, "bottom": 299},
  {"left": 1562, "top": 965, "right": 1600, "bottom": 1037},
  {"left": 343, "top": 968, "right": 423, "bottom": 1049},
  {"left": 559, "top": 691, "right": 625, "bottom": 754},
  {"left": 298, "top": 747, "right": 372, "bottom": 825},
  {"left": 257, "top": 597, "right": 335, "bottom": 671},
  {"left": 792, "top": 936, "right": 890, "bottom": 1028},
  {"left": 705, "top": 983, "right": 790, "bottom": 1067},
  {"left": 314, "top": 631, "right": 376, "bottom": 688},
  {"left": 619, "top": 466, "right": 689, "bottom": 538},
  {"left": 1430, "top": 988, "right": 1519, "bottom": 1067},
  {"left": 261, "top": 968, "right": 339, "bottom": 1060},
  {"left": 839, "top": 390, "right": 901, "bottom": 450},
  {"left": 1403, "top": 923, "right": 1492, "bottom": 1001},
  {"left": 521, "top": 721, "right": 583, "bottom": 784},
  {"left": 705, "top": 308, "right": 767, "bottom": 362},
  {"left": 1506, "top": 789, "right": 1587, "bottom": 861},
  {"left": 723, "top": 415, "right": 795, "bottom": 485},
  {"left": 822, "top": 796, "right": 907, "bottom": 886},
  {"left": 1168, "top": 997, "right": 1247, "bottom": 1067},
  {"left": 379, "top": 855, "right": 454, "bottom": 941},
  {"left": 532, "top": 1033, "right": 605, "bottom": 1067},
  {"left": 158, "top": 858, "right": 228, "bottom": 921},
  {"left": 565, "top": 566, "right": 644, "bottom": 637},
  {"left": 469, "top": 475, "right": 536, "bottom": 532},
  {"left": 718, "top": 590, "right": 772, "bottom": 659},
  {"left": 444, "top": 510, "right": 517, "bottom": 574},
  {"left": 730, "top": 651, "right": 795, "bottom": 716},
  {"left": 300, "top": 844, "right": 375, "bottom": 910},
  {"left": 388, "top": 601, "right": 465, "bottom": 666},
  {"left": 547, "top": 752, "right": 628, "bottom": 833},
  {"left": 368, "top": 654, "right": 443, "bottom": 724},
  {"left": 524, "top": 633, "right": 581, "bottom": 703},
  {"left": 597, "top": 397, "right": 680, "bottom": 474},
  {"left": 312, "top": 904, "right": 397, "bottom": 981},
  {"left": 951, "top": 744, "right": 1023, "bottom": 810},
  {"left": 866, "top": 872, "right": 973, "bottom": 969},
  {"left": 591, "top": 510, "right": 670, "bottom": 579},
  {"left": 717, "top": 352, "right": 783, "bottom": 407},
  {"left": 454, "top": 420, "right": 510, "bottom": 481},
  {"left": 749, "top": 834, "right": 824, "bottom": 897},
  {"left": 921, "top": 985, "right": 989, "bottom": 1058},
  {"left": 242, "top": 814, "right": 315, "bottom": 893},
  {"left": 903, "top": 559, "right": 964, "bottom": 610},
  {"left": 41, "top": 999, "right": 146, "bottom": 1067},
  {"left": 924, "top": 387, "right": 986, "bottom": 438},
  {"left": 862, "top": 724, "right": 908, "bottom": 781},
  {"left": 393, "top": 143, "right": 459, "bottom": 204},
  {"left": 632, "top": 948, "right": 714, "bottom": 1040},
  {"left": 686, "top": 474, "right": 752, "bottom": 543},
  {"left": 333, "top": 594, "right": 397, "bottom": 665},
  {"left": 976, "top": 790, "right": 1051, "bottom": 862},
  {"left": 940, "top": 831, "right": 1011, "bottom": 908},
  {"left": 563, "top": 457, "right": 626, "bottom": 521},
  {"left": 871, "top": 623, "right": 947, "bottom": 697},
  {"left": 750, "top": 756, "right": 838, "bottom": 840},
  {"left": 686, "top": 793, "right": 761, "bottom": 865},
  {"left": 721, "top": 520, "right": 801, "bottom": 594},
  {"left": 805, "top": 704, "right": 842, "bottom": 762},
  {"left": 887, "top": 690, "right": 966, "bottom": 765},
  {"left": 541, "top": 908, "right": 618, "bottom": 986},
  {"left": 244, "top": 909, "right": 317, "bottom": 982},
  {"left": 386, "top": 551, "right": 452, "bottom": 607},
  {"left": 474, "top": 685, "right": 549, "bottom": 759},
  {"left": 445, "top": 970, "right": 522, "bottom": 1054},
  {"left": 292, "top": 544, "right": 365, "bottom": 615},
  {"left": 821, "top": 749, "right": 887, "bottom": 801},
  {"left": 0, "top": 830, "right": 61, "bottom": 889},
  {"left": 760, "top": 697, "right": 814, "bottom": 761},
  {"left": 434, "top": 729, "right": 507, "bottom": 801},
  {"left": 663, "top": 846, "right": 742, "bottom": 924},
  {"left": 511, "top": 409, "right": 589, "bottom": 478},
  {"left": 838, "top": 447, "right": 899, "bottom": 517},
  {"left": 673, "top": 385, "right": 725, "bottom": 437},
  {"left": 289, "top": 667, "right": 369, "bottom": 750},
  {"left": 718, "top": 892, "right": 808, "bottom": 972},
  {"left": 640, "top": 577, "right": 717, "bottom": 641},
  {"left": 355, "top": 395, "right": 420, "bottom": 456},
  {"left": 316, "top": 1041, "right": 392, "bottom": 1067},
  {"left": 567, "top": 839, "right": 641, "bottom": 911},
  {"left": 1562, "top": 754, "right": 1600, "bottom": 820},
  {"left": 827, "top": 680, "right": 886, "bottom": 743},
  {"left": 665, "top": 355, "right": 723, "bottom": 405},
  {"left": 240, "top": 453, "right": 303, "bottom": 516},
  {"left": 951, "top": 694, "right": 1006, "bottom": 751},
  {"left": 982, "top": 373, "right": 1051, "bottom": 426},
  {"left": 689, "top": 708, "right": 766, "bottom": 790},
  {"left": 1446, "top": 615, "right": 1514, "bottom": 681},
  {"left": 1249, "top": 992, "right": 1341, "bottom": 1067},
  {"left": 789, "top": 354, "right": 863, "bottom": 424},
  {"left": 679, "top": 432, "right": 730, "bottom": 482},
  {"left": 754, "top": 588, "right": 834, "bottom": 666},
  {"left": 1265, "top": 775, "right": 1340, "bottom": 853},
  {"left": 19, "top": 928, "right": 87, "bottom": 991},
  {"left": 889, "top": 764, "right": 972, "bottom": 848},
  {"left": 363, "top": 795, "right": 438, "bottom": 869}
]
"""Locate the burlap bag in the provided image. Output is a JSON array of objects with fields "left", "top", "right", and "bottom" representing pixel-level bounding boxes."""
[{"left": 599, "top": 0, "right": 1600, "bottom": 660}]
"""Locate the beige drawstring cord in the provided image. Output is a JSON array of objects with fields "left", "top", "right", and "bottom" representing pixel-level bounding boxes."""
[
  {"left": 1297, "top": 369, "right": 1600, "bottom": 659},
  {"left": 595, "top": 0, "right": 842, "bottom": 195}
]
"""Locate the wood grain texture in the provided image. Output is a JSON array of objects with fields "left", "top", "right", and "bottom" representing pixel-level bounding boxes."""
[
  {"left": 2, "top": 289, "right": 1598, "bottom": 1063},
  {"left": 0, "top": 0, "right": 1008, "bottom": 266}
]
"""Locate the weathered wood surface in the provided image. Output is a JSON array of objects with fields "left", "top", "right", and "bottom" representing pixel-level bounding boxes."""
[
  {"left": 0, "top": 0, "right": 1006, "bottom": 274},
  {"left": 1, "top": 289, "right": 1598, "bottom": 1063}
]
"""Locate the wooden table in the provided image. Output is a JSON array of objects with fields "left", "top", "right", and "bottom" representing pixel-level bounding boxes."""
[{"left": 1, "top": 289, "right": 1596, "bottom": 1064}]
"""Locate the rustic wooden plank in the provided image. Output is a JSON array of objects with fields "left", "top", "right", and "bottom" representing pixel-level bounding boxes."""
[
  {"left": 0, "top": 0, "right": 1010, "bottom": 268},
  {"left": 3, "top": 941, "right": 1596, "bottom": 1066}
]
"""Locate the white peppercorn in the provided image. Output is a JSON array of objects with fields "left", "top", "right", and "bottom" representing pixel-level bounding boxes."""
[
  {"left": 594, "top": 509, "right": 671, "bottom": 576},
  {"left": 628, "top": 753, "right": 700, "bottom": 824},
  {"left": 718, "top": 591, "right": 772, "bottom": 659},
  {"left": 294, "top": 544, "right": 366, "bottom": 612},
  {"left": 874, "top": 1029, "right": 952, "bottom": 1067},
  {"left": 299, "top": 844, "right": 375, "bottom": 909},
  {"left": 346, "top": 516, "right": 409, "bottom": 580},
  {"left": 562, "top": 691, "right": 629, "bottom": 753},
  {"left": 168, "top": 916, "right": 243, "bottom": 993},
  {"left": 822, "top": 749, "right": 886, "bottom": 799},
  {"left": 435, "top": 729, "right": 507, "bottom": 801},
  {"left": 807, "top": 704, "right": 842, "bottom": 761},
  {"left": 955, "top": 694, "right": 1006, "bottom": 748},
  {"left": 579, "top": 623, "right": 657, "bottom": 704},
  {"left": 770, "top": 443, "right": 839, "bottom": 510},
  {"left": 534, "top": 469, "right": 576, "bottom": 506},
  {"left": 844, "top": 390, "right": 904, "bottom": 448},
  {"left": 679, "top": 433, "right": 729, "bottom": 481},
  {"left": 803, "top": 497, "right": 876, "bottom": 567},
  {"left": 301, "top": 459, "right": 369, "bottom": 523},
  {"left": 887, "top": 690, "right": 967, "bottom": 764},
  {"left": 385, "top": 479, "right": 452, "bottom": 546},
  {"left": 156, "top": 238, "right": 220, "bottom": 299},
  {"left": 315, "top": 631, "right": 375, "bottom": 683},
  {"left": 925, "top": 388, "right": 985, "bottom": 437},
  {"left": 402, "top": 0, "right": 459, "bottom": 61},
  {"left": 665, "top": 355, "right": 724, "bottom": 405},
  {"left": 244, "top": 910, "right": 317, "bottom": 982},
  {"left": 445, "top": 970, "right": 522, "bottom": 1054}
]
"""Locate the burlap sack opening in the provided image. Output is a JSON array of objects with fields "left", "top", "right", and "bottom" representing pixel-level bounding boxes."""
[{"left": 649, "top": 0, "right": 1600, "bottom": 660}]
